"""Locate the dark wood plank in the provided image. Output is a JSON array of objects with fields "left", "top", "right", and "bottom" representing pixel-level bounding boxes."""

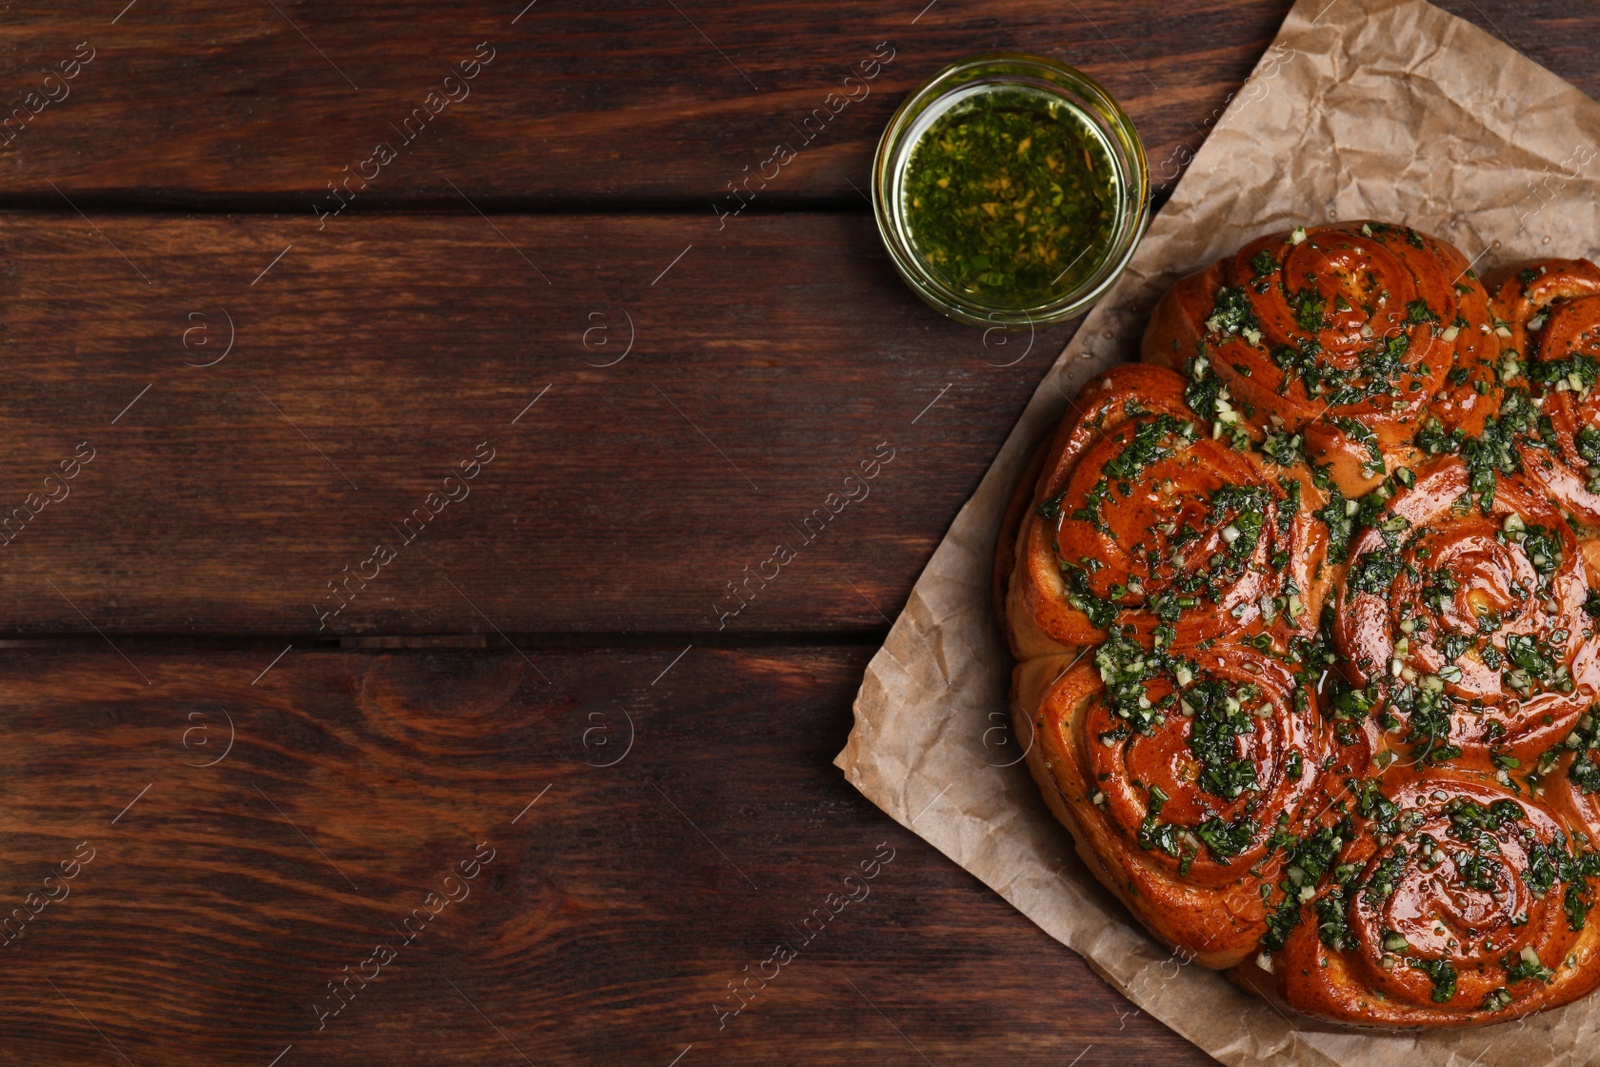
[
  {"left": 9, "top": 0, "right": 1586, "bottom": 208},
  {"left": 1, "top": 1, "right": 1588, "bottom": 205},
  {"left": 0, "top": 645, "right": 1211, "bottom": 1065},
  {"left": 0, "top": 211, "right": 1085, "bottom": 637},
  {"left": 0, "top": 0, "right": 1299, "bottom": 203}
]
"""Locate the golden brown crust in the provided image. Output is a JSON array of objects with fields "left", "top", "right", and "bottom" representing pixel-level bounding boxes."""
[
  {"left": 1138, "top": 221, "right": 1504, "bottom": 498},
  {"left": 1241, "top": 770, "right": 1600, "bottom": 1027},
  {"left": 1332, "top": 459, "right": 1600, "bottom": 764},
  {"left": 1001, "top": 362, "right": 1329, "bottom": 662},
  {"left": 1487, "top": 259, "right": 1600, "bottom": 528},
  {"left": 999, "top": 224, "right": 1600, "bottom": 1029},
  {"left": 1014, "top": 644, "right": 1350, "bottom": 968}
]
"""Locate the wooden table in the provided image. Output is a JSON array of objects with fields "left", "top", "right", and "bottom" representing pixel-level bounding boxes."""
[{"left": 2, "top": 3, "right": 1594, "bottom": 1063}]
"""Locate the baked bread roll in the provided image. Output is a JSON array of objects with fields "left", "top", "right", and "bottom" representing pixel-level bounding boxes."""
[
  {"left": 1231, "top": 769, "right": 1600, "bottom": 1026},
  {"left": 999, "top": 223, "right": 1600, "bottom": 1027},
  {"left": 1487, "top": 259, "right": 1600, "bottom": 528},
  {"left": 1014, "top": 639, "right": 1368, "bottom": 969},
  {"left": 1141, "top": 221, "right": 1503, "bottom": 498},
  {"left": 1000, "top": 363, "right": 1330, "bottom": 664}
]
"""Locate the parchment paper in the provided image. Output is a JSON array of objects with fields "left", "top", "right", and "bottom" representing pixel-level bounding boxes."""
[{"left": 835, "top": 0, "right": 1600, "bottom": 1062}]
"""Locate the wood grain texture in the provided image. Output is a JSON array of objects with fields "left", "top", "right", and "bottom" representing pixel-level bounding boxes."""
[
  {"left": 0, "top": 210, "right": 1086, "bottom": 637},
  {"left": 0, "top": 0, "right": 1577, "bottom": 209},
  {"left": 6, "top": 3, "right": 1600, "bottom": 1064},
  {"left": 0, "top": 646, "right": 1212, "bottom": 1066},
  {"left": 0, "top": 0, "right": 1300, "bottom": 205},
  {"left": 3, "top": 1, "right": 1590, "bottom": 208},
  {"left": 0, "top": 2, "right": 1585, "bottom": 206}
]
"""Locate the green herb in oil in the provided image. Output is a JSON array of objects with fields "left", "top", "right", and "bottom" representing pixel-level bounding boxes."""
[{"left": 902, "top": 87, "right": 1119, "bottom": 307}]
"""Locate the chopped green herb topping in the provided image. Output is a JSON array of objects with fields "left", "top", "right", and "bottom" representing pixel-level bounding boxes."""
[
  {"left": 1206, "top": 286, "right": 1258, "bottom": 337},
  {"left": 1410, "top": 957, "right": 1458, "bottom": 1002},
  {"left": 1505, "top": 948, "right": 1555, "bottom": 984},
  {"left": 902, "top": 87, "right": 1119, "bottom": 306},
  {"left": 1184, "top": 680, "right": 1259, "bottom": 800}
]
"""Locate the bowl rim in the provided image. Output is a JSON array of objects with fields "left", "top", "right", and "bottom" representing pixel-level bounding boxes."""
[{"left": 871, "top": 51, "right": 1151, "bottom": 328}]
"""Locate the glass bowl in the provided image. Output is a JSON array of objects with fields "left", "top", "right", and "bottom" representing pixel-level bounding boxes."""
[{"left": 872, "top": 52, "right": 1150, "bottom": 328}]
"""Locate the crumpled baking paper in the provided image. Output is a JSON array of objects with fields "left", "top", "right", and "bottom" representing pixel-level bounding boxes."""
[{"left": 835, "top": 0, "right": 1600, "bottom": 1062}]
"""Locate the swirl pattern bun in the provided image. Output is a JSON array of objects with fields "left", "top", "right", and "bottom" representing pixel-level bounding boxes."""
[
  {"left": 1141, "top": 221, "right": 1504, "bottom": 497},
  {"left": 1015, "top": 639, "right": 1362, "bottom": 968},
  {"left": 1003, "top": 364, "right": 1329, "bottom": 661},
  {"left": 1333, "top": 460, "right": 1599, "bottom": 760},
  {"left": 1234, "top": 771, "right": 1600, "bottom": 1025},
  {"left": 1488, "top": 260, "right": 1600, "bottom": 527},
  {"left": 999, "top": 223, "right": 1600, "bottom": 1028}
]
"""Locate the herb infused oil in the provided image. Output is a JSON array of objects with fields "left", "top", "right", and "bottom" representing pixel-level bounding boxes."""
[{"left": 901, "top": 85, "right": 1120, "bottom": 310}]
